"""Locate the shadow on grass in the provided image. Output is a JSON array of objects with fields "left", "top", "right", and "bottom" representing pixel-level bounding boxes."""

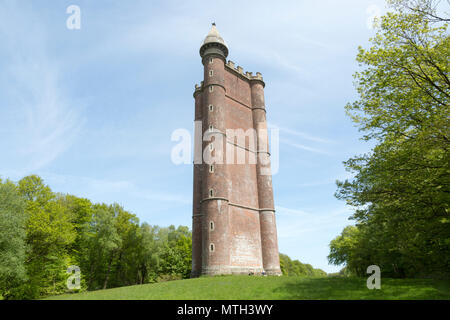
[{"left": 276, "top": 277, "right": 450, "bottom": 300}]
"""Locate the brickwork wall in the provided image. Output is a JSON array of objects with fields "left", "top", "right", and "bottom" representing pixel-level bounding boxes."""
[{"left": 192, "top": 53, "right": 281, "bottom": 276}]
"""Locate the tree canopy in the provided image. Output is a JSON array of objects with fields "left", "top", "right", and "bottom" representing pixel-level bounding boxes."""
[
  {"left": 0, "top": 175, "right": 192, "bottom": 299},
  {"left": 329, "top": 0, "right": 449, "bottom": 278}
]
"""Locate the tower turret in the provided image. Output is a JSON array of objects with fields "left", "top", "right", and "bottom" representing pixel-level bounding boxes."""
[
  {"left": 199, "top": 24, "right": 231, "bottom": 276},
  {"left": 200, "top": 23, "right": 229, "bottom": 60}
]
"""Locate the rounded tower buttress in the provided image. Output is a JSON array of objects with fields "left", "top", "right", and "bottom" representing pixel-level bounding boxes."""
[
  {"left": 250, "top": 79, "right": 282, "bottom": 276},
  {"left": 199, "top": 24, "right": 231, "bottom": 276},
  {"left": 191, "top": 88, "right": 203, "bottom": 278}
]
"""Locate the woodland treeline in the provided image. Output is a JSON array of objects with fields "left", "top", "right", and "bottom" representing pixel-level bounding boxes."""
[
  {"left": 279, "top": 254, "right": 327, "bottom": 277},
  {"left": 328, "top": 0, "right": 449, "bottom": 278},
  {"left": 0, "top": 175, "right": 191, "bottom": 299}
]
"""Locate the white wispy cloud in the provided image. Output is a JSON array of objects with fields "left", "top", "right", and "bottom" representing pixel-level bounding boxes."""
[
  {"left": 42, "top": 172, "right": 191, "bottom": 206},
  {"left": 67, "top": 0, "right": 345, "bottom": 77},
  {"left": 276, "top": 205, "right": 352, "bottom": 239},
  {"left": 268, "top": 122, "right": 334, "bottom": 155},
  {"left": 16, "top": 65, "right": 84, "bottom": 172},
  {"left": 295, "top": 171, "right": 355, "bottom": 188},
  {"left": 280, "top": 138, "right": 331, "bottom": 155},
  {"left": 0, "top": 1, "right": 84, "bottom": 173},
  {"left": 271, "top": 124, "right": 334, "bottom": 144}
]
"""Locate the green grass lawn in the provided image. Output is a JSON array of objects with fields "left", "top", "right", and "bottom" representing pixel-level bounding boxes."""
[{"left": 45, "top": 276, "right": 450, "bottom": 300}]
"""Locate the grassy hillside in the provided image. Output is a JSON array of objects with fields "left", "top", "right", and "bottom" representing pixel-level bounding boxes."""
[{"left": 45, "top": 276, "right": 450, "bottom": 300}]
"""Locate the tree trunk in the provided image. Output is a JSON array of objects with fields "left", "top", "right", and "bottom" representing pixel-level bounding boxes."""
[
  {"left": 88, "top": 263, "right": 95, "bottom": 289},
  {"left": 103, "top": 254, "right": 114, "bottom": 289}
]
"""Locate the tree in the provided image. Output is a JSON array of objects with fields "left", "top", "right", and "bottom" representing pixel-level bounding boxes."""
[
  {"left": 4, "top": 176, "right": 78, "bottom": 298},
  {"left": 25, "top": 193, "right": 76, "bottom": 297},
  {"left": 106, "top": 204, "right": 140, "bottom": 288},
  {"left": 59, "top": 194, "right": 93, "bottom": 264},
  {"left": 1, "top": 174, "right": 200, "bottom": 298},
  {"left": 331, "top": 0, "right": 449, "bottom": 278},
  {"left": 0, "top": 180, "right": 27, "bottom": 298},
  {"left": 328, "top": 226, "right": 374, "bottom": 277},
  {"left": 17, "top": 175, "right": 53, "bottom": 205},
  {"left": 81, "top": 205, "right": 121, "bottom": 290},
  {"left": 155, "top": 225, "right": 192, "bottom": 280},
  {"left": 134, "top": 223, "right": 159, "bottom": 284},
  {"left": 279, "top": 253, "right": 326, "bottom": 277},
  {"left": 390, "top": 0, "right": 450, "bottom": 22}
]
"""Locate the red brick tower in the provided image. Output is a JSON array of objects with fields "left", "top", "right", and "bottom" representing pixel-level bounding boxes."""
[{"left": 191, "top": 24, "right": 281, "bottom": 277}]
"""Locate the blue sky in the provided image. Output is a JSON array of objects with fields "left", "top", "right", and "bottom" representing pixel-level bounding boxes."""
[{"left": 0, "top": 0, "right": 387, "bottom": 273}]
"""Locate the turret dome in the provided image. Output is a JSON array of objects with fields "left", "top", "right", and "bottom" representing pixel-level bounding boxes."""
[{"left": 200, "top": 23, "right": 229, "bottom": 59}]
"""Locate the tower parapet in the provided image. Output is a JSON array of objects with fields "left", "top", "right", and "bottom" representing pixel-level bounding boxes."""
[{"left": 225, "top": 61, "right": 265, "bottom": 85}]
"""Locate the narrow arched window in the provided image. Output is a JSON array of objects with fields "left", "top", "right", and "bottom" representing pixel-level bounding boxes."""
[
  {"left": 209, "top": 58, "right": 213, "bottom": 64},
  {"left": 210, "top": 243, "right": 215, "bottom": 252},
  {"left": 209, "top": 86, "right": 213, "bottom": 92},
  {"left": 209, "top": 70, "right": 214, "bottom": 77},
  {"left": 210, "top": 221, "right": 214, "bottom": 231},
  {"left": 209, "top": 105, "right": 214, "bottom": 112},
  {"left": 209, "top": 189, "right": 214, "bottom": 197},
  {"left": 209, "top": 164, "right": 214, "bottom": 173}
]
